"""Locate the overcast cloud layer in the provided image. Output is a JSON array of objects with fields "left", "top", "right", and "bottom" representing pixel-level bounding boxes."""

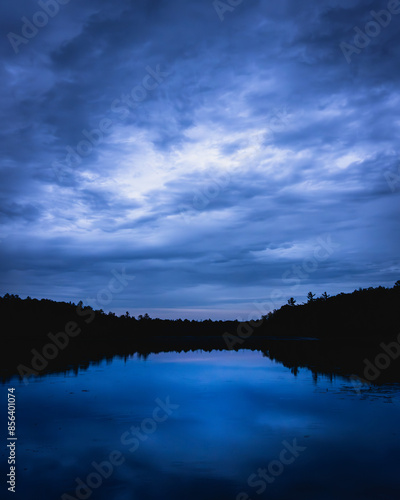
[{"left": 1, "top": 0, "right": 399, "bottom": 319}]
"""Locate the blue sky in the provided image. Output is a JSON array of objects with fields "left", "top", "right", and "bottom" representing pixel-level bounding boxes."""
[{"left": 1, "top": 0, "right": 399, "bottom": 319}]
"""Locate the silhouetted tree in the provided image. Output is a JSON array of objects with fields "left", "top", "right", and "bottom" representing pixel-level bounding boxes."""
[
  {"left": 1, "top": 282, "right": 400, "bottom": 382},
  {"left": 287, "top": 297, "right": 296, "bottom": 306},
  {"left": 307, "top": 292, "right": 316, "bottom": 303},
  {"left": 321, "top": 291, "right": 330, "bottom": 301}
]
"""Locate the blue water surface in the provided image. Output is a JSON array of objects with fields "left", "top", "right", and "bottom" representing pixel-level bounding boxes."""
[{"left": 1, "top": 350, "right": 399, "bottom": 500}]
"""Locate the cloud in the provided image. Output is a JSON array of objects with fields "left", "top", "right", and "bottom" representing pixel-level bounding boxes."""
[{"left": 0, "top": 0, "right": 399, "bottom": 318}]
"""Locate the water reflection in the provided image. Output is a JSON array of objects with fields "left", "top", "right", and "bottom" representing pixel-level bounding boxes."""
[
  {"left": 3, "top": 336, "right": 400, "bottom": 386},
  {"left": 1, "top": 349, "right": 399, "bottom": 500}
]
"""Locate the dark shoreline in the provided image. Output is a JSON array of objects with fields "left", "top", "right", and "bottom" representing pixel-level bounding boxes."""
[{"left": 1, "top": 283, "right": 399, "bottom": 384}]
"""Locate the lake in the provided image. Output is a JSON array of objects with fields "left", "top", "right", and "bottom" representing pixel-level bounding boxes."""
[{"left": 1, "top": 348, "right": 400, "bottom": 500}]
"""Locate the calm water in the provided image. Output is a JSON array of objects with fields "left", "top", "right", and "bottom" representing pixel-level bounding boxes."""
[{"left": 1, "top": 350, "right": 400, "bottom": 500}]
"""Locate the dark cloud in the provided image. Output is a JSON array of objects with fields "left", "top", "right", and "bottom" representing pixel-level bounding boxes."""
[{"left": 0, "top": 0, "right": 399, "bottom": 318}]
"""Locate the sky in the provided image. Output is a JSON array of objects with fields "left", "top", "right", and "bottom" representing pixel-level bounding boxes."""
[{"left": 0, "top": 0, "right": 399, "bottom": 320}]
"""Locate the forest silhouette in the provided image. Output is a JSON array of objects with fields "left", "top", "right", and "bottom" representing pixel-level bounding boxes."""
[{"left": 1, "top": 282, "right": 399, "bottom": 383}]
